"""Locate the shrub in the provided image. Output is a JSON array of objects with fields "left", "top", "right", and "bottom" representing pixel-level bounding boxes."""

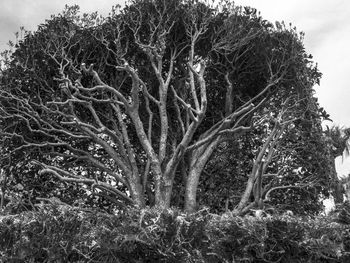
[{"left": 1, "top": 204, "right": 350, "bottom": 262}]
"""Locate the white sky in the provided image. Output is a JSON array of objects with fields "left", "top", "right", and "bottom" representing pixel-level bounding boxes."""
[{"left": 1, "top": 0, "right": 350, "bottom": 176}]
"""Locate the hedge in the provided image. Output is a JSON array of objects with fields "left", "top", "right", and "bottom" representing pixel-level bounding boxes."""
[{"left": 1, "top": 203, "right": 350, "bottom": 262}]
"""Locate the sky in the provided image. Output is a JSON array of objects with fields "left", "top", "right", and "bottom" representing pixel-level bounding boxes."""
[{"left": 0, "top": 0, "right": 350, "bottom": 175}]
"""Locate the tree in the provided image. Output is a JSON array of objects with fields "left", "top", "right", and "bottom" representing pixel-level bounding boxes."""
[
  {"left": 0, "top": 0, "right": 323, "bottom": 213},
  {"left": 324, "top": 126, "right": 350, "bottom": 204}
]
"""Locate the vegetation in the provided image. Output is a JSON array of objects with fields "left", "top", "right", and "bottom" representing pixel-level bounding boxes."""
[
  {"left": 0, "top": 0, "right": 334, "bottom": 215},
  {"left": 1, "top": 0, "right": 350, "bottom": 261},
  {"left": 1, "top": 202, "right": 350, "bottom": 262}
]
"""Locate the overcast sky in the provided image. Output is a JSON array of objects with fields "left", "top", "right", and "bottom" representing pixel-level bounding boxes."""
[{"left": 1, "top": 0, "right": 350, "bottom": 175}]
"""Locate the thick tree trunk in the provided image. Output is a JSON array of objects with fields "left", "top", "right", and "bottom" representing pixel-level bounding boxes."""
[
  {"left": 128, "top": 173, "right": 146, "bottom": 208},
  {"left": 153, "top": 167, "right": 178, "bottom": 209},
  {"left": 184, "top": 139, "right": 218, "bottom": 212},
  {"left": 152, "top": 166, "right": 175, "bottom": 209},
  {"left": 154, "top": 180, "right": 172, "bottom": 209},
  {"left": 163, "top": 182, "right": 174, "bottom": 208},
  {"left": 184, "top": 166, "right": 202, "bottom": 212}
]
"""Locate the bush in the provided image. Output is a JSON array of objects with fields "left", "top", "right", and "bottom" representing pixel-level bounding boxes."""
[{"left": 1, "top": 204, "right": 350, "bottom": 262}]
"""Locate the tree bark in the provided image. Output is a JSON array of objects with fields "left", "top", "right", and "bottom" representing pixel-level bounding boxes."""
[
  {"left": 127, "top": 172, "right": 145, "bottom": 208},
  {"left": 184, "top": 138, "right": 219, "bottom": 212}
]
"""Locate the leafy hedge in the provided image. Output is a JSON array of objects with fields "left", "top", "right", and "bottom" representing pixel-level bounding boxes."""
[{"left": 1, "top": 204, "right": 350, "bottom": 262}]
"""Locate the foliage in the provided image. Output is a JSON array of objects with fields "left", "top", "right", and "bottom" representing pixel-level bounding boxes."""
[
  {"left": 1, "top": 203, "right": 350, "bottom": 262},
  {"left": 0, "top": 0, "right": 326, "bottom": 213},
  {"left": 323, "top": 125, "right": 350, "bottom": 204},
  {"left": 324, "top": 126, "right": 350, "bottom": 159},
  {"left": 197, "top": 95, "right": 332, "bottom": 215}
]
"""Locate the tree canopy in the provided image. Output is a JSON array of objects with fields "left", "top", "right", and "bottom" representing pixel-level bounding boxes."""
[{"left": 0, "top": 0, "right": 334, "bottom": 215}]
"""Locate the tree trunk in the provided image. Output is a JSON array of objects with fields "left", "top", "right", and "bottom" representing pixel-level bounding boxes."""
[
  {"left": 0, "top": 170, "right": 7, "bottom": 210},
  {"left": 184, "top": 166, "right": 201, "bottom": 212},
  {"left": 184, "top": 139, "right": 218, "bottom": 212},
  {"left": 153, "top": 178, "right": 172, "bottom": 209},
  {"left": 128, "top": 173, "right": 146, "bottom": 208},
  {"left": 153, "top": 167, "right": 178, "bottom": 209},
  {"left": 163, "top": 182, "right": 173, "bottom": 208},
  {"left": 235, "top": 174, "right": 256, "bottom": 212}
]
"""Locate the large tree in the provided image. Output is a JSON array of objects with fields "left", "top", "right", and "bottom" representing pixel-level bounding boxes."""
[{"left": 0, "top": 0, "right": 324, "bottom": 213}]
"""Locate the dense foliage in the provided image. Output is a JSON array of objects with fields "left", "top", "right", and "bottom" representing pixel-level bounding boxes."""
[
  {"left": 1, "top": 202, "right": 350, "bottom": 262},
  {"left": 198, "top": 103, "right": 334, "bottom": 215},
  {"left": 2, "top": 0, "right": 350, "bottom": 262},
  {"left": 0, "top": 0, "right": 333, "bottom": 215}
]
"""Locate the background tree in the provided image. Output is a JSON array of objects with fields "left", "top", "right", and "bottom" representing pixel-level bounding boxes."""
[
  {"left": 324, "top": 126, "right": 350, "bottom": 204},
  {"left": 0, "top": 0, "right": 326, "bottom": 213}
]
